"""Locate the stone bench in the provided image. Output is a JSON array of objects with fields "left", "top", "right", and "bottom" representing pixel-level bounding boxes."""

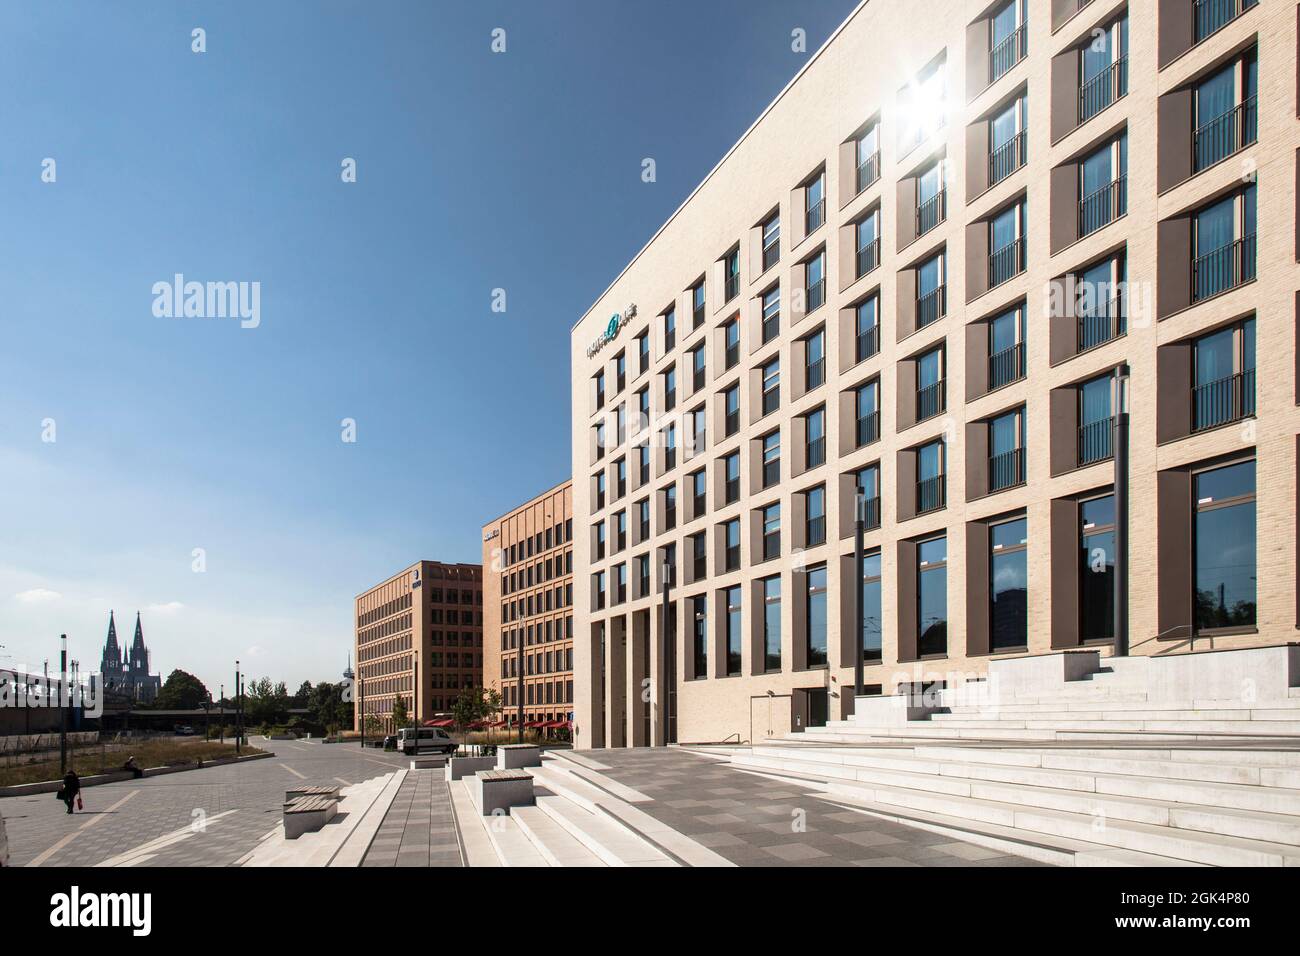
[
  {"left": 284, "top": 784, "right": 340, "bottom": 804},
  {"left": 496, "top": 744, "right": 542, "bottom": 770},
  {"left": 445, "top": 755, "right": 496, "bottom": 781},
  {"left": 408, "top": 754, "right": 452, "bottom": 770},
  {"left": 469, "top": 769, "right": 534, "bottom": 816},
  {"left": 283, "top": 795, "right": 338, "bottom": 839}
]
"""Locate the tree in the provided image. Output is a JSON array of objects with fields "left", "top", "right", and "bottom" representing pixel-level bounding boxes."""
[
  {"left": 155, "top": 669, "right": 210, "bottom": 710},
  {"left": 391, "top": 694, "right": 409, "bottom": 728},
  {"left": 293, "top": 681, "right": 313, "bottom": 707},
  {"left": 451, "top": 686, "right": 491, "bottom": 739},
  {"left": 244, "top": 677, "right": 290, "bottom": 728}
]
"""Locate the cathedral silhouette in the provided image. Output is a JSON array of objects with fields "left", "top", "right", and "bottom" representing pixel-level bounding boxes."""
[{"left": 99, "top": 610, "right": 162, "bottom": 703}]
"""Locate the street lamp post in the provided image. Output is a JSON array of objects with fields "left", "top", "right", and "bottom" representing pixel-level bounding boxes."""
[
  {"left": 517, "top": 633, "right": 524, "bottom": 745},
  {"left": 359, "top": 672, "right": 365, "bottom": 749},
  {"left": 1113, "top": 363, "right": 1130, "bottom": 656},
  {"left": 219, "top": 684, "right": 225, "bottom": 743},
  {"left": 59, "top": 635, "right": 68, "bottom": 775},
  {"left": 854, "top": 486, "right": 866, "bottom": 700},
  {"left": 234, "top": 661, "right": 241, "bottom": 755},
  {"left": 661, "top": 558, "right": 674, "bottom": 746}
]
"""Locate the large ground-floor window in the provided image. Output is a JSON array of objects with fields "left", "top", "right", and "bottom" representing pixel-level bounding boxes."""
[
  {"left": 991, "top": 517, "right": 1028, "bottom": 650},
  {"left": 1194, "top": 459, "right": 1256, "bottom": 631},
  {"left": 918, "top": 537, "right": 947, "bottom": 656}
]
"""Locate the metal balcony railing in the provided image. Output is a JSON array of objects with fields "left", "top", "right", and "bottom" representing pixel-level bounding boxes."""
[
  {"left": 725, "top": 409, "right": 739, "bottom": 436},
  {"left": 806, "top": 278, "right": 825, "bottom": 313},
  {"left": 763, "top": 239, "right": 779, "bottom": 272},
  {"left": 725, "top": 341, "right": 739, "bottom": 369},
  {"left": 1192, "top": 369, "right": 1255, "bottom": 432},
  {"left": 693, "top": 366, "right": 705, "bottom": 391},
  {"left": 988, "top": 237, "right": 1025, "bottom": 287},
  {"left": 857, "top": 410, "right": 880, "bottom": 447},
  {"left": 1078, "top": 417, "right": 1114, "bottom": 466},
  {"left": 664, "top": 328, "right": 675, "bottom": 352},
  {"left": 1077, "top": 295, "right": 1124, "bottom": 353},
  {"left": 725, "top": 545, "right": 740, "bottom": 572},
  {"left": 1078, "top": 175, "right": 1126, "bottom": 237},
  {"left": 856, "top": 324, "right": 879, "bottom": 363},
  {"left": 857, "top": 150, "right": 881, "bottom": 193},
  {"left": 857, "top": 237, "right": 880, "bottom": 278},
  {"left": 665, "top": 386, "right": 676, "bottom": 411},
  {"left": 806, "top": 515, "right": 826, "bottom": 546},
  {"left": 917, "top": 380, "right": 946, "bottom": 421},
  {"left": 693, "top": 301, "right": 705, "bottom": 329},
  {"left": 989, "top": 447, "right": 1025, "bottom": 491},
  {"left": 917, "top": 475, "right": 946, "bottom": 514},
  {"left": 916, "top": 189, "right": 946, "bottom": 236},
  {"left": 917, "top": 285, "right": 946, "bottom": 328},
  {"left": 861, "top": 495, "right": 881, "bottom": 530},
  {"left": 988, "top": 342, "right": 1024, "bottom": 390},
  {"left": 725, "top": 477, "right": 740, "bottom": 503},
  {"left": 990, "top": 24, "right": 1028, "bottom": 84},
  {"left": 762, "top": 311, "right": 779, "bottom": 343},
  {"left": 763, "top": 460, "right": 780, "bottom": 487},
  {"left": 1192, "top": 234, "right": 1256, "bottom": 302},
  {"left": 1195, "top": 0, "right": 1257, "bottom": 44},
  {"left": 763, "top": 533, "right": 780, "bottom": 561},
  {"left": 1194, "top": 97, "right": 1257, "bottom": 172},
  {"left": 806, "top": 437, "right": 825, "bottom": 469},
  {"left": 806, "top": 198, "right": 825, "bottom": 234},
  {"left": 806, "top": 357, "right": 825, "bottom": 390},
  {"left": 989, "top": 131, "right": 1026, "bottom": 187},
  {"left": 692, "top": 494, "right": 706, "bottom": 518},
  {"left": 1079, "top": 56, "right": 1127, "bottom": 124},
  {"left": 762, "top": 385, "right": 779, "bottom": 416},
  {"left": 725, "top": 271, "right": 739, "bottom": 302}
]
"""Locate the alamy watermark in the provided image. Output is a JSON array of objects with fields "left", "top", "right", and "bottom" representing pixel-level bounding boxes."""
[{"left": 152, "top": 274, "right": 260, "bottom": 329}]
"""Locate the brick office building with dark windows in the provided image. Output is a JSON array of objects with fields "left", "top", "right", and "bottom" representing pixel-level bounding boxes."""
[{"left": 568, "top": 0, "right": 1299, "bottom": 748}]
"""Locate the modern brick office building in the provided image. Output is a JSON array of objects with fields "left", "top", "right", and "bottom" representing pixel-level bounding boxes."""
[
  {"left": 354, "top": 561, "right": 483, "bottom": 734},
  {"left": 569, "top": 0, "right": 1299, "bottom": 748},
  {"left": 481, "top": 480, "right": 577, "bottom": 732}
]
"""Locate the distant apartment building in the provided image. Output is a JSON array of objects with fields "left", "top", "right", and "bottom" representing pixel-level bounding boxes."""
[
  {"left": 569, "top": 0, "right": 1298, "bottom": 747},
  {"left": 482, "top": 480, "right": 576, "bottom": 732},
  {"left": 354, "top": 561, "right": 483, "bottom": 734}
]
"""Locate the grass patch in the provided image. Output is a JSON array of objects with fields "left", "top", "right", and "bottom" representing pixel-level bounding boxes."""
[{"left": 0, "top": 738, "right": 265, "bottom": 787}]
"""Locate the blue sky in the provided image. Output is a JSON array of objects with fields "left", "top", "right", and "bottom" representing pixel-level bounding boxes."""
[{"left": 0, "top": 0, "right": 858, "bottom": 693}]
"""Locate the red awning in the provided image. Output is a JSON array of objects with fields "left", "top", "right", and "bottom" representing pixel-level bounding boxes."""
[
  {"left": 467, "top": 720, "right": 488, "bottom": 729},
  {"left": 427, "top": 718, "right": 454, "bottom": 727},
  {"left": 488, "top": 720, "right": 509, "bottom": 727},
  {"left": 524, "top": 720, "right": 546, "bottom": 728},
  {"left": 547, "top": 720, "right": 571, "bottom": 728}
]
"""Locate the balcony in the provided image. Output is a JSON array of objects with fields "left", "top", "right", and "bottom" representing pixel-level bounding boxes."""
[
  {"left": 988, "top": 238, "right": 1025, "bottom": 288},
  {"left": 763, "top": 239, "right": 779, "bottom": 272},
  {"left": 1077, "top": 295, "right": 1124, "bottom": 352},
  {"left": 725, "top": 408, "right": 739, "bottom": 436},
  {"left": 725, "top": 271, "right": 740, "bottom": 302},
  {"left": 806, "top": 278, "right": 826, "bottom": 313},
  {"left": 1192, "top": 369, "right": 1255, "bottom": 432},
  {"left": 692, "top": 493, "right": 706, "bottom": 517},
  {"left": 806, "top": 198, "right": 825, "bottom": 234},
  {"left": 856, "top": 324, "right": 880, "bottom": 363},
  {"left": 763, "top": 532, "right": 780, "bottom": 561},
  {"left": 692, "top": 366, "right": 705, "bottom": 391},
  {"left": 725, "top": 340, "right": 739, "bottom": 369},
  {"left": 989, "top": 131, "right": 1026, "bottom": 187},
  {"left": 856, "top": 410, "right": 880, "bottom": 447},
  {"left": 917, "top": 286, "right": 946, "bottom": 328},
  {"left": 988, "top": 342, "right": 1024, "bottom": 390},
  {"left": 763, "top": 460, "right": 780, "bottom": 488},
  {"left": 989, "top": 447, "right": 1025, "bottom": 491},
  {"left": 857, "top": 150, "right": 881, "bottom": 193},
  {"left": 806, "top": 437, "right": 826, "bottom": 469},
  {"left": 917, "top": 380, "right": 946, "bottom": 421},
  {"left": 861, "top": 495, "right": 881, "bottom": 530},
  {"left": 762, "top": 385, "right": 779, "bottom": 416},
  {"left": 917, "top": 475, "right": 946, "bottom": 514},
  {"left": 806, "top": 357, "right": 825, "bottom": 391},
  {"left": 1192, "top": 234, "right": 1256, "bottom": 302},
  {"left": 725, "top": 476, "right": 740, "bottom": 504},
  {"left": 1077, "top": 417, "right": 1114, "bottom": 465},
  {"left": 1194, "top": 97, "right": 1257, "bottom": 173},
  {"left": 916, "top": 189, "right": 947, "bottom": 237},
  {"left": 725, "top": 543, "right": 740, "bottom": 572},
  {"left": 1195, "top": 0, "right": 1257, "bottom": 44},
  {"left": 693, "top": 300, "right": 706, "bottom": 329},
  {"left": 990, "top": 24, "right": 1027, "bottom": 84},
  {"left": 762, "top": 311, "right": 779, "bottom": 344},
  {"left": 1079, "top": 176, "right": 1126, "bottom": 237},
  {"left": 1079, "top": 57, "right": 1127, "bottom": 125},
  {"left": 857, "top": 237, "right": 880, "bottom": 277},
  {"left": 806, "top": 515, "right": 826, "bottom": 546}
]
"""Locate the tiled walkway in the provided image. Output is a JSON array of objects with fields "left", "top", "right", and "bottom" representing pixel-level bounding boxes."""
[
  {"left": 583, "top": 748, "right": 1046, "bottom": 867},
  {"left": 361, "top": 769, "right": 463, "bottom": 867}
]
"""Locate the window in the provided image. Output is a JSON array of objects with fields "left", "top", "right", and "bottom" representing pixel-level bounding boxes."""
[
  {"left": 595, "top": 422, "right": 606, "bottom": 460},
  {"left": 855, "top": 122, "right": 881, "bottom": 193},
  {"left": 692, "top": 531, "right": 707, "bottom": 580},
  {"left": 855, "top": 380, "right": 880, "bottom": 447},
  {"left": 918, "top": 440, "right": 946, "bottom": 513},
  {"left": 614, "top": 510, "right": 627, "bottom": 551},
  {"left": 691, "top": 595, "right": 708, "bottom": 678},
  {"left": 805, "top": 250, "right": 826, "bottom": 312},
  {"left": 691, "top": 344, "right": 706, "bottom": 391},
  {"left": 595, "top": 520, "right": 606, "bottom": 559},
  {"left": 805, "top": 407, "right": 826, "bottom": 469},
  {"left": 989, "top": 407, "right": 1026, "bottom": 491},
  {"left": 805, "top": 485, "right": 826, "bottom": 546},
  {"left": 637, "top": 444, "right": 650, "bottom": 485},
  {"left": 664, "top": 365, "right": 677, "bottom": 412},
  {"left": 638, "top": 498, "right": 650, "bottom": 540},
  {"left": 1192, "top": 317, "right": 1255, "bottom": 431},
  {"left": 917, "top": 536, "right": 948, "bottom": 657},
  {"left": 1196, "top": 0, "right": 1257, "bottom": 44},
  {"left": 1192, "top": 185, "right": 1256, "bottom": 302},
  {"left": 692, "top": 281, "right": 706, "bottom": 329},
  {"left": 805, "top": 329, "right": 825, "bottom": 390},
  {"left": 762, "top": 431, "right": 781, "bottom": 488},
  {"left": 664, "top": 308, "right": 676, "bottom": 352},
  {"left": 988, "top": 303, "right": 1025, "bottom": 389},
  {"left": 1076, "top": 253, "right": 1126, "bottom": 352},
  {"left": 917, "top": 346, "right": 946, "bottom": 421},
  {"left": 988, "top": 0, "right": 1027, "bottom": 84},
  {"left": 637, "top": 553, "right": 650, "bottom": 596},
  {"left": 861, "top": 550, "right": 882, "bottom": 662},
  {"left": 664, "top": 484, "right": 677, "bottom": 529},
  {"left": 615, "top": 563, "right": 627, "bottom": 604},
  {"left": 856, "top": 208, "right": 881, "bottom": 277},
  {"left": 1079, "top": 133, "right": 1127, "bottom": 237},
  {"left": 1079, "top": 16, "right": 1128, "bottom": 124},
  {"left": 594, "top": 570, "right": 606, "bottom": 610},
  {"left": 762, "top": 503, "right": 780, "bottom": 560},
  {"left": 988, "top": 201, "right": 1025, "bottom": 287},
  {"left": 1079, "top": 495, "right": 1115, "bottom": 643},
  {"left": 806, "top": 170, "right": 825, "bottom": 233},
  {"left": 724, "top": 452, "right": 741, "bottom": 503},
  {"left": 855, "top": 465, "right": 881, "bottom": 530},
  {"left": 917, "top": 252, "right": 946, "bottom": 328},
  {"left": 990, "top": 517, "right": 1028, "bottom": 650},
  {"left": 724, "top": 384, "right": 740, "bottom": 437},
  {"left": 636, "top": 387, "right": 650, "bottom": 432},
  {"left": 762, "top": 576, "right": 782, "bottom": 671},
  {"left": 1194, "top": 460, "right": 1256, "bottom": 632},
  {"left": 637, "top": 331, "right": 649, "bottom": 375},
  {"left": 615, "top": 457, "right": 626, "bottom": 497},
  {"left": 724, "top": 585, "right": 742, "bottom": 676},
  {"left": 595, "top": 472, "right": 606, "bottom": 510},
  {"left": 806, "top": 565, "right": 828, "bottom": 667},
  {"left": 989, "top": 93, "right": 1027, "bottom": 186},
  {"left": 761, "top": 286, "right": 780, "bottom": 343},
  {"left": 690, "top": 406, "right": 706, "bottom": 454},
  {"left": 761, "top": 358, "right": 780, "bottom": 416},
  {"left": 1193, "top": 49, "right": 1256, "bottom": 173},
  {"left": 594, "top": 370, "right": 605, "bottom": 409},
  {"left": 855, "top": 294, "right": 880, "bottom": 363},
  {"left": 916, "top": 160, "right": 946, "bottom": 236},
  {"left": 724, "top": 249, "right": 740, "bottom": 302},
  {"left": 723, "top": 518, "right": 741, "bottom": 572},
  {"left": 1078, "top": 374, "right": 1114, "bottom": 465},
  {"left": 762, "top": 212, "right": 780, "bottom": 272},
  {"left": 724, "top": 319, "right": 740, "bottom": 369},
  {"left": 614, "top": 351, "right": 626, "bottom": 393},
  {"left": 691, "top": 468, "right": 707, "bottom": 517}
]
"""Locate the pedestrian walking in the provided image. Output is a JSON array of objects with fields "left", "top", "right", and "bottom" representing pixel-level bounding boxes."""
[{"left": 59, "top": 770, "right": 81, "bottom": 815}]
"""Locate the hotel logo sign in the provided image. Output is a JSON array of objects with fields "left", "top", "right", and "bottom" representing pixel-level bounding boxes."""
[{"left": 586, "top": 304, "right": 637, "bottom": 359}]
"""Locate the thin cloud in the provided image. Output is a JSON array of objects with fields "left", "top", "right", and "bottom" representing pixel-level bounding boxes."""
[{"left": 14, "top": 588, "right": 61, "bottom": 604}]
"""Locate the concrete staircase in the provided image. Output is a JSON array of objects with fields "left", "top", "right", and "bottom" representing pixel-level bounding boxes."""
[{"left": 731, "top": 647, "right": 1300, "bottom": 865}]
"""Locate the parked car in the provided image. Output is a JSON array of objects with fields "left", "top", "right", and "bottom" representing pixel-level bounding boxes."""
[
  {"left": 173, "top": 725, "right": 194, "bottom": 736},
  {"left": 396, "top": 727, "right": 457, "bottom": 756}
]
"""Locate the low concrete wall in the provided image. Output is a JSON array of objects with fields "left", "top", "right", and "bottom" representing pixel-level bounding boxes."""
[
  {"left": 1145, "top": 645, "right": 1300, "bottom": 703},
  {"left": 988, "top": 650, "right": 1100, "bottom": 694},
  {"left": 0, "top": 750, "right": 273, "bottom": 798},
  {"left": 445, "top": 755, "right": 495, "bottom": 781},
  {"left": 849, "top": 695, "right": 940, "bottom": 725},
  {"left": 469, "top": 771, "right": 534, "bottom": 815},
  {"left": 497, "top": 744, "right": 542, "bottom": 769}
]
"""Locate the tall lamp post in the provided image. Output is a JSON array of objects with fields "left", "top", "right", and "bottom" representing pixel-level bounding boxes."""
[
  {"left": 1113, "top": 363, "right": 1130, "bottom": 656},
  {"left": 59, "top": 635, "right": 68, "bottom": 775},
  {"left": 219, "top": 683, "right": 225, "bottom": 743},
  {"left": 661, "top": 558, "right": 674, "bottom": 746},
  {"left": 359, "top": 671, "right": 365, "bottom": 749},
  {"left": 853, "top": 485, "right": 866, "bottom": 699},
  {"left": 234, "top": 661, "right": 241, "bottom": 755}
]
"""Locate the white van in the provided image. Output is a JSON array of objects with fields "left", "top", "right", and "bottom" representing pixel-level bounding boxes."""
[{"left": 396, "top": 726, "right": 457, "bottom": 756}]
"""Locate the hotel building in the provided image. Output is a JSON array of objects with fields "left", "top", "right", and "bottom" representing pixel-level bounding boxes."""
[
  {"left": 354, "top": 561, "right": 483, "bottom": 734},
  {"left": 481, "top": 480, "right": 576, "bottom": 731},
  {"left": 570, "top": 0, "right": 1299, "bottom": 747}
]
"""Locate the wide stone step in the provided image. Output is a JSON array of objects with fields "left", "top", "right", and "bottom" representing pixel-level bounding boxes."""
[
  {"left": 934, "top": 709, "right": 1300, "bottom": 724},
  {"left": 511, "top": 805, "right": 605, "bottom": 866},
  {"left": 480, "top": 810, "right": 550, "bottom": 867},
  {"left": 533, "top": 793, "right": 676, "bottom": 867},
  {"left": 914, "top": 716, "right": 1300, "bottom": 735}
]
